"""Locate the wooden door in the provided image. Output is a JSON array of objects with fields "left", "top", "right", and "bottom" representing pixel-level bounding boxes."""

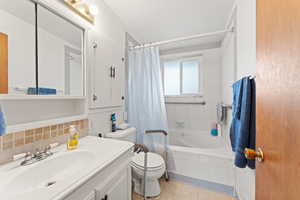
[
  {"left": 256, "top": 0, "right": 300, "bottom": 199},
  {"left": 0, "top": 33, "right": 8, "bottom": 94}
]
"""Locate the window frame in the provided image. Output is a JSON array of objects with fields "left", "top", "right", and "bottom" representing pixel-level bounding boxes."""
[{"left": 161, "top": 55, "right": 204, "bottom": 98}]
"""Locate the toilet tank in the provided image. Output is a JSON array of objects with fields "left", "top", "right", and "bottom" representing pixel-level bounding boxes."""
[{"left": 105, "top": 127, "right": 136, "bottom": 143}]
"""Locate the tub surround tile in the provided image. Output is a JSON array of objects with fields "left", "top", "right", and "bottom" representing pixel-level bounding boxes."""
[{"left": 0, "top": 119, "right": 89, "bottom": 164}]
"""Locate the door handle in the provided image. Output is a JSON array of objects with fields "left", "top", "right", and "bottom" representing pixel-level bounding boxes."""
[{"left": 244, "top": 148, "right": 264, "bottom": 162}]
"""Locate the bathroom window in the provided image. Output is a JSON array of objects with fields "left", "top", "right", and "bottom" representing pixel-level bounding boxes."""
[{"left": 162, "top": 57, "right": 202, "bottom": 96}]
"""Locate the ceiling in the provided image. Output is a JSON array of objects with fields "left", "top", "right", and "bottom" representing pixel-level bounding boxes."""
[{"left": 103, "top": 0, "right": 235, "bottom": 44}]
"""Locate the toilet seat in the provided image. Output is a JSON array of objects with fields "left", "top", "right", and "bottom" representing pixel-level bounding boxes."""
[{"left": 130, "top": 152, "right": 165, "bottom": 171}]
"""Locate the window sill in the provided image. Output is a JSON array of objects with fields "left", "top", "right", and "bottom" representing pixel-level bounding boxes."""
[{"left": 165, "top": 95, "right": 205, "bottom": 104}]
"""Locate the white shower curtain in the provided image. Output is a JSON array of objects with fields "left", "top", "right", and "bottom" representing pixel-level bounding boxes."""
[{"left": 128, "top": 47, "right": 168, "bottom": 152}]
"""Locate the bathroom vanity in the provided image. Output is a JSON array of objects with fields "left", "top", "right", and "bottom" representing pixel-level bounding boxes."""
[{"left": 0, "top": 136, "right": 134, "bottom": 200}]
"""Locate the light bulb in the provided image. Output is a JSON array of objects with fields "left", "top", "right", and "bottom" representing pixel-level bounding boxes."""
[{"left": 89, "top": 5, "right": 98, "bottom": 15}]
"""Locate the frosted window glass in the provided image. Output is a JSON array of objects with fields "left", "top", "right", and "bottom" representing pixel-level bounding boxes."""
[
  {"left": 164, "top": 61, "right": 180, "bottom": 95},
  {"left": 182, "top": 61, "right": 199, "bottom": 94}
]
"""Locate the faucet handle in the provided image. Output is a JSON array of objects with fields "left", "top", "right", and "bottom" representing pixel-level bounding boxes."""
[
  {"left": 13, "top": 152, "right": 30, "bottom": 161},
  {"left": 24, "top": 152, "right": 32, "bottom": 159},
  {"left": 44, "top": 143, "right": 59, "bottom": 156},
  {"left": 49, "top": 143, "right": 59, "bottom": 149},
  {"left": 44, "top": 143, "right": 59, "bottom": 151}
]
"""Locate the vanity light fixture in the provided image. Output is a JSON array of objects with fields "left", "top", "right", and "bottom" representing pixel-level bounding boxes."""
[{"left": 64, "top": 0, "right": 98, "bottom": 24}]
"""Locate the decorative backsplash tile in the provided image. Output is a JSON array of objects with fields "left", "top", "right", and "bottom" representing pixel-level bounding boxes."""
[
  {"left": 35, "top": 128, "right": 43, "bottom": 142},
  {"left": 2, "top": 134, "right": 13, "bottom": 151},
  {"left": 14, "top": 131, "right": 25, "bottom": 147},
  {"left": 0, "top": 119, "right": 89, "bottom": 164},
  {"left": 25, "top": 130, "right": 34, "bottom": 144},
  {"left": 43, "top": 126, "right": 51, "bottom": 140}
]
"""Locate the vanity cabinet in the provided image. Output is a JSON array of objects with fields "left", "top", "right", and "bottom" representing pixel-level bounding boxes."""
[
  {"left": 64, "top": 148, "right": 133, "bottom": 200},
  {"left": 90, "top": 33, "right": 125, "bottom": 109},
  {"left": 95, "top": 165, "right": 129, "bottom": 200}
]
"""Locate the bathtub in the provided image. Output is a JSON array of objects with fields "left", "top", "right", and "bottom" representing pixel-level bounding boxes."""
[{"left": 167, "top": 129, "right": 235, "bottom": 192}]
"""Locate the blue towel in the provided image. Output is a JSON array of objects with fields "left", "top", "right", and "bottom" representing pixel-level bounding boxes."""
[
  {"left": 230, "top": 77, "right": 256, "bottom": 169},
  {"left": 0, "top": 105, "right": 6, "bottom": 136},
  {"left": 27, "top": 88, "right": 57, "bottom": 95},
  {"left": 230, "top": 78, "right": 244, "bottom": 152}
]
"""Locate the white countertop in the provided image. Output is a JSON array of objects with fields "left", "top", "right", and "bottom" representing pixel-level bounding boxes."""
[{"left": 0, "top": 136, "right": 134, "bottom": 200}]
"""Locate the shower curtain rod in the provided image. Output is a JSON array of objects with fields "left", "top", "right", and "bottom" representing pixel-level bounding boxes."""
[{"left": 131, "top": 28, "right": 234, "bottom": 50}]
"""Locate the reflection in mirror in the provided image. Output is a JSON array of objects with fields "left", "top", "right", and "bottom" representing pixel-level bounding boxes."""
[
  {"left": 0, "top": 105, "right": 6, "bottom": 136},
  {"left": 0, "top": 0, "right": 36, "bottom": 95},
  {"left": 38, "top": 5, "right": 84, "bottom": 96}
]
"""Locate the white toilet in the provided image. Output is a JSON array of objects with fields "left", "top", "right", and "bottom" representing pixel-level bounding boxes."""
[{"left": 105, "top": 127, "right": 166, "bottom": 197}]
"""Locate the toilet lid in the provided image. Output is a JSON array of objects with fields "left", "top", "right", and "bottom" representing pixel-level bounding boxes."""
[{"left": 131, "top": 152, "right": 164, "bottom": 170}]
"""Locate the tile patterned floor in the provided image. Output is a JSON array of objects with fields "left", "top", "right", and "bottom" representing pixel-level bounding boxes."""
[{"left": 132, "top": 179, "right": 237, "bottom": 200}]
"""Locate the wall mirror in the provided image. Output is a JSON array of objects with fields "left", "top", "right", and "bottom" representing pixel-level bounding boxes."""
[
  {"left": 0, "top": 0, "right": 85, "bottom": 96},
  {"left": 0, "top": 0, "right": 36, "bottom": 95},
  {"left": 37, "top": 5, "right": 84, "bottom": 96}
]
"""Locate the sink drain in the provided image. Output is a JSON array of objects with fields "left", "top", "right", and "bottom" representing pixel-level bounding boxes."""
[{"left": 45, "top": 181, "right": 56, "bottom": 187}]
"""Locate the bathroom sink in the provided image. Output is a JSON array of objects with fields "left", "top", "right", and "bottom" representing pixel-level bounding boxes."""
[
  {"left": 0, "top": 150, "right": 95, "bottom": 198},
  {"left": 0, "top": 136, "right": 134, "bottom": 200}
]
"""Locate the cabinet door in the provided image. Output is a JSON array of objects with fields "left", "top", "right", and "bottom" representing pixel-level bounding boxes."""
[
  {"left": 90, "top": 34, "right": 113, "bottom": 108},
  {"left": 110, "top": 34, "right": 125, "bottom": 107},
  {"left": 95, "top": 165, "right": 130, "bottom": 200},
  {"left": 103, "top": 173, "right": 128, "bottom": 200}
]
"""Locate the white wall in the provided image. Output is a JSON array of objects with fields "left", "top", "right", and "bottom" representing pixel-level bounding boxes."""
[
  {"left": 236, "top": 1, "right": 256, "bottom": 200},
  {"left": 163, "top": 48, "right": 222, "bottom": 138},
  {"left": 221, "top": 1, "right": 256, "bottom": 200},
  {"left": 236, "top": 0, "right": 256, "bottom": 78}
]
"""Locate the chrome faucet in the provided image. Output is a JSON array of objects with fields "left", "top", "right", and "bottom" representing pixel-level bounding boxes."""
[{"left": 19, "top": 143, "right": 58, "bottom": 166}]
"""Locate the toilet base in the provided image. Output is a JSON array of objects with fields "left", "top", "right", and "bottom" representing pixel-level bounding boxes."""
[{"left": 133, "top": 177, "right": 161, "bottom": 197}]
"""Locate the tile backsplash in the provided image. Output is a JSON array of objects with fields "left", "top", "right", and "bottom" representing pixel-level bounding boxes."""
[{"left": 0, "top": 119, "right": 89, "bottom": 164}]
